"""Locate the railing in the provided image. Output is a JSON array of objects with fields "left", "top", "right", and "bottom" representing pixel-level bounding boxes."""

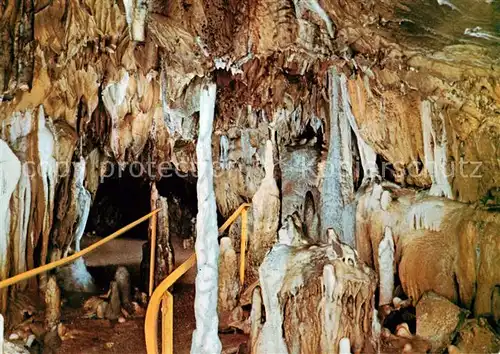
[
  {"left": 0, "top": 209, "right": 161, "bottom": 290},
  {"left": 144, "top": 203, "right": 251, "bottom": 354}
]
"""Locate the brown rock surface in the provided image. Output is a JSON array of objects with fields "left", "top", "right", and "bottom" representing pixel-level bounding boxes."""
[
  {"left": 454, "top": 318, "right": 500, "bottom": 354},
  {"left": 416, "top": 292, "right": 467, "bottom": 352}
]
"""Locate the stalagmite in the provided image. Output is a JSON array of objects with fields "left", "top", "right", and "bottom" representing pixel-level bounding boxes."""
[
  {"left": 249, "top": 140, "right": 280, "bottom": 276},
  {"left": 45, "top": 276, "right": 61, "bottom": 330},
  {"left": 150, "top": 183, "right": 174, "bottom": 287},
  {"left": 322, "top": 264, "right": 337, "bottom": 353},
  {"left": 191, "top": 82, "right": 222, "bottom": 354},
  {"left": 253, "top": 233, "right": 378, "bottom": 353},
  {"left": 250, "top": 286, "right": 263, "bottom": 354},
  {"left": 253, "top": 243, "right": 290, "bottom": 354},
  {"left": 67, "top": 158, "right": 94, "bottom": 292},
  {"left": 219, "top": 135, "right": 229, "bottom": 170},
  {"left": 321, "top": 69, "right": 354, "bottom": 244},
  {"left": 421, "top": 100, "right": 453, "bottom": 199},
  {"left": 339, "top": 338, "right": 352, "bottom": 354},
  {"left": 115, "top": 266, "right": 131, "bottom": 307},
  {"left": 378, "top": 226, "right": 395, "bottom": 306},
  {"left": 0, "top": 140, "right": 21, "bottom": 307},
  {"left": 218, "top": 237, "right": 239, "bottom": 313},
  {"left": 105, "top": 281, "right": 122, "bottom": 321}
]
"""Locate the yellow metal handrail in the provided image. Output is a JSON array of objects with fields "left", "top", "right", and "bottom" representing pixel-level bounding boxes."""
[
  {"left": 145, "top": 203, "right": 251, "bottom": 354},
  {"left": 0, "top": 209, "right": 161, "bottom": 290}
]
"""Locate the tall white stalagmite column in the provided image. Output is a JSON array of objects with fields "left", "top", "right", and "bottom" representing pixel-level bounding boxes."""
[
  {"left": 191, "top": 82, "right": 222, "bottom": 354},
  {"left": 321, "top": 69, "right": 354, "bottom": 243}
]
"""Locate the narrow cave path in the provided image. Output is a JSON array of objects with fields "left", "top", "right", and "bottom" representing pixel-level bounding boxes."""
[
  {"left": 56, "top": 168, "right": 247, "bottom": 353},
  {"left": 57, "top": 229, "right": 246, "bottom": 353},
  {"left": 57, "top": 232, "right": 196, "bottom": 354}
]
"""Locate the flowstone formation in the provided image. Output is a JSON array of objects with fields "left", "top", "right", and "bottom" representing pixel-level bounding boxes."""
[
  {"left": 356, "top": 182, "right": 500, "bottom": 318},
  {"left": 251, "top": 223, "right": 377, "bottom": 354}
]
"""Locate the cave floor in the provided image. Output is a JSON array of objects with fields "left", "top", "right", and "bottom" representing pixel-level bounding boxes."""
[{"left": 57, "top": 235, "right": 247, "bottom": 353}]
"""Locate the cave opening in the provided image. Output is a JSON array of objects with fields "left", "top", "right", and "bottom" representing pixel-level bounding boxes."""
[{"left": 81, "top": 165, "right": 200, "bottom": 293}]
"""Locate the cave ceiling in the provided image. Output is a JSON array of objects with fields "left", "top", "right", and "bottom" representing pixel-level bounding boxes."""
[{"left": 0, "top": 0, "right": 499, "bottom": 204}]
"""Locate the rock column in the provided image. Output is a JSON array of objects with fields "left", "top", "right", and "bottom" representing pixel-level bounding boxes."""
[{"left": 191, "top": 82, "right": 222, "bottom": 354}]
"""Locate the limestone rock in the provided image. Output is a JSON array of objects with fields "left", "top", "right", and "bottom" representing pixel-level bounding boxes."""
[
  {"left": 44, "top": 276, "right": 61, "bottom": 330},
  {"left": 150, "top": 183, "right": 175, "bottom": 289},
  {"left": 416, "top": 292, "right": 466, "bottom": 352},
  {"left": 252, "top": 240, "right": 377, "bottom": 354},
  {"left": 218, "top": 237, "right": 239, "bottom": 314},
  {"left": 115, "top": 266, "right": 131, "bottom": 307},
  {"left": 104, "top": 281, "right": 122, "bottom": 321},
  {"left": 454, "top": 318, "right": 500, "bottom": 354},
  {"left": 3, "top": 340, "right": 30, "bottom": 354},
  {"left": 249, "top": 140, "right": 280, "bottom": 280},
  {"left": 356, "top": 183, "right": 500, "bottom": 319}
]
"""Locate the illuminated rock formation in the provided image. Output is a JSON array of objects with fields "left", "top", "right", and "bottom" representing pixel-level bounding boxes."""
[{"left": 0, "top": 0, "right": 498, "bottom": 348}]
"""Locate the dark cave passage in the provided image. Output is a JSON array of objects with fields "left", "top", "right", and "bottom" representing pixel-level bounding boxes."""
[
  {"left": 85, "top": 167, "right": 150, "bottom": 239},
  {"left": 81, "top": 166, "right": 201, "bottom": 293}
]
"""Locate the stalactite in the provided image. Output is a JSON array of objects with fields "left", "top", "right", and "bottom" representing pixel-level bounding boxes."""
[
  {"left": 161, "top": 66, "right": 182, "bottom": 139},
  {"left": 340, "top": 74, "right": 378, "bottom": 181},
  {"left": 123, "top": 0, "right": 149, "bottom": 41},
  {"left": 191, "top": 82, "right": 222, "bottom": 354},
  {"left": 421, "top": 100, "right": 453, "bottom": 199},
  {"left": 0, "top": 140, "right": 22, "bottom": 311},
  {"left": 2, "top": 109, "right": 35, "bottom": 292},
  {"left": 0, "top": 0, "right": 34, "bottom": 94},
  {"left": 10, "top": 172, "right": 30, "bottom": 289},
  {"left": 102, "top": 70, "right": 130, "bottom": 166},
  {"left": 37, "top": 106, "right": 58, "bottom": 288},
  {"left": 407, "top": 199, "right": 444, "bottom": 232},
  {"left": 292, "top": 0, "right": 334, "bottom": 37}
]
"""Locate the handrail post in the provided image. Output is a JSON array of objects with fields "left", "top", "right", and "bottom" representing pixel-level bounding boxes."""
[
  {"left": 161, "top": 292, "right": 173, "bottom": 354},
  {"left": 240, "top": 208, "right": 248, "bottom": 286},
  {"left": 149, "top": 212, "right": 157, "bottom": 297},
  {"left": 0, "top": 314, "right": 4, "bottom": 354}
]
